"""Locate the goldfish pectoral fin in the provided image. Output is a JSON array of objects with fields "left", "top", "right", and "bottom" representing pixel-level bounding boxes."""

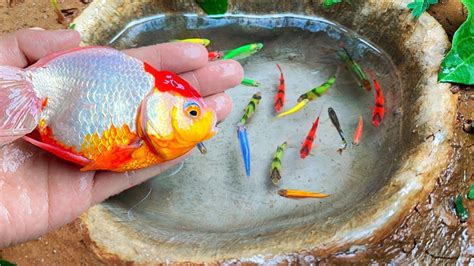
[
  {"left": 23, "top": 135, "right": 91, "bottom": 166},
  {"left": 80, "top": 143, "right": 141, "bottom": 171}
]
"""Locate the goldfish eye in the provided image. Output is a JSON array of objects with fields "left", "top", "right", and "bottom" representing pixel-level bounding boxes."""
[{"left": 184, "top": 101, "right": 201, "bottom": 118}]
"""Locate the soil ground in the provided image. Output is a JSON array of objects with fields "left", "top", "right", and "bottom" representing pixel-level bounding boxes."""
[{"left": 0, "top": 1, "right": 472, "bottom": 264}]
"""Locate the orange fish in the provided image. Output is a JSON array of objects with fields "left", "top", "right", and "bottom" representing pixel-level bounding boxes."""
[
  {"left": 278, "top": 189, "right": 329, "bottom": 199},
  {"left": 0, "top": 46, "right": 217, "bottom": 172},
  {"left": 352, "top": 115, "right": 363, "bottom": 145}
]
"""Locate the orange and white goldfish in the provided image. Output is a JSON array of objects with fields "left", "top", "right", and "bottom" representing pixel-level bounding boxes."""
[{"left": 0, "top": 46, "right": 217, "bottom": 172}]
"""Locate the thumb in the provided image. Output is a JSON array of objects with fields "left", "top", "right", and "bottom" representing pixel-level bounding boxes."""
[{"left": 0, "top": 28, "right": 81, "bottom": 67}]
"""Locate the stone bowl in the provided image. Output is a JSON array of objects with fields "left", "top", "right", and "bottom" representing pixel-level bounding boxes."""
[{"left": 73, "top": 0, "right": 456, "bottom": 263}]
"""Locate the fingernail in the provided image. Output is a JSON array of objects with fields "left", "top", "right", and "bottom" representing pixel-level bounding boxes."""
[
  {"left": 209, "top": 60, "right": 244, "bottom": 80},
  {"left": 182, "top": 43, "right": 207, "bottom": 59},
  {"left": 213, "top": 94, "right": 228, "bottom": 112},
  {"left": 213, "top": 94, "right": 232, "bottom": 122},
  {"left": 29, "top": 27, "right": 45, "bottom": 31}
]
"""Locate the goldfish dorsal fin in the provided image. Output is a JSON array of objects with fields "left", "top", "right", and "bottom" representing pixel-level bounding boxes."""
[{"left": 143, "top": 63, "right": 202, "bottom": 98}]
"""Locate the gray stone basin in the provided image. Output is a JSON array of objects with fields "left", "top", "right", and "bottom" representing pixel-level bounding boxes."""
[{"left": 73, "top": 0, "right": 456, "bottom": 263}]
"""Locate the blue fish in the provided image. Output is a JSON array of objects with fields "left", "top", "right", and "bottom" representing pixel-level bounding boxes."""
[{"left": 237, "top": 125, "right": 250, "bottom": 176}]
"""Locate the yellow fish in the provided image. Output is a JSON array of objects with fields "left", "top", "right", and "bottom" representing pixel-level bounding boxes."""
[
  {"left": 276, "top": 99, "right": 309, "bottom": 118},
  {"left": 171, "top": 38, "right": 210, "bottom": 46}
]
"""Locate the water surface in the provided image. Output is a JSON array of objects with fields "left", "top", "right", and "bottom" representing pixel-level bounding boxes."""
[{"left": 106, "top": 14, "right": 402, "bottom": 248}]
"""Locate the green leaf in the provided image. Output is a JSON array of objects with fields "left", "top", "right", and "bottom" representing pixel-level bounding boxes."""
[
  {"left": 455, "top": 194, "right": 469, "bottom": 222},
  {"left": 323, "top": 0, "right": 343, "bottom": 8},
  {"left": 407, "top": 0, "right": 438, "bottom": 18},
  {"left": 195, "top": 0, "right": 228, "bottom": 15},
  {"left": 468, "top": 184, "right": 474, "bottom": 200},
  {"left": 0, "top": 259, "right": 16, "bottom": 266},
  {"left": 439, "top": 0, "right": 474, "bottom": 84}
]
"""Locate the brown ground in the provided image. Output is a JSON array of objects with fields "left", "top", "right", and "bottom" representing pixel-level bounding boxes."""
[{"left": 0, "top": 1, "right": 473, "bottom": 265}]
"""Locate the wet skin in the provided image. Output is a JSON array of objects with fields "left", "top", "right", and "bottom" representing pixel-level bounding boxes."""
[{"left": 0, "top": 28, "right": 243, "bottom": 248}]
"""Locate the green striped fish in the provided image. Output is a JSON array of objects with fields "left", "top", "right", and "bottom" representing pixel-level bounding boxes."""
[
  {"left": 297, "top": 75, "right": 336, "bottom": 102},
  {"left": 336, "top": 48, "right": 371, "bottom": 91},
  {"left": 239, "top": 92, "right": 262, "bottom": 125},
  {"left": 270, "top": 141, "right": 287, "bottom": 185}
]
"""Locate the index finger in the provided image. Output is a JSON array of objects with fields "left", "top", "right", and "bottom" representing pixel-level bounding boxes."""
[{"left": 123, "top": 42, "right": 208, "bottom": 74}]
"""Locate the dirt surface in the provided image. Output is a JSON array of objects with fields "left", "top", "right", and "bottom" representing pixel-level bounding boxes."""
[
  {"left": 0, "top": 220, "right": 105, "bottom": 265},
  {"left": 0, "top": 1, "right": 473, "bottom": 265},
  {"left": 428, "top": 0, "right": 467, "bottom": 36},
  {"left": 0, "top": 0, "right": 86, "bottom": 33}
]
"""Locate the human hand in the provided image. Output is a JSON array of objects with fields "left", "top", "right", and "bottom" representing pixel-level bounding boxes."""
[{"left": 0, "top": 29, "right": 243, "bottom": 248}]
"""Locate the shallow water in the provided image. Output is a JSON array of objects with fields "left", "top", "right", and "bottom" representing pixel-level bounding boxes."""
[{"left": 107, "top": 14, "right": 402, "bottom": 248}]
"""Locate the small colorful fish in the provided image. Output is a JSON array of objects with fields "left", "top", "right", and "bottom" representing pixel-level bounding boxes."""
[
  {"left": 171, "top": 38, "right": 210, "bottom": 46},
  {"left": 352, "top": 115, "right": 363, "bottom": 146},
  {"left": 270, "top": 141, "right": 287, "bottom": 185},
  {"left": 328, "top": 107, "right": 347, "bottom": 153},
  {"left": 276, "top": 99, "right": 309, "bottom": 118},
  {"left": 337, "top": 48, "right": 371, "bottom": 91},
  {"left": 197, "top": 142, "right": 207, "bottom": 154},
  {"left": 208, "top": 51, "right": 223, "bottom": 61},
  {"left": 222, "top": 43, "right": 263, "bottom": 60},
  {"left": 237, "top": 125, "right": 251, "bottom": 177},
  {"left": 236, "top": 92, "right": 262, "bottom": 177},
  {"left": 239, "top": 92, "right": 262, "bottom": 126},
  {"left": 370, "top": 73, "right": 385, "bottom": 127},
  {"left": 274, "top": 64, "right": 286, "bottom": 112},
  {"left": 241, "top": 78, "right": 260, "bottom": 87},
  {"left": 0, "top": 47, "right": 217, "bottom": 172},
  {"left": 278, "top": 189, "right": 329, "bottom": 199},
  {"left": 297, "top": 76, "right": 336, "bottom": 102},
  {"left": 300, "top": 110, "right": 323, "bottom": 159}
]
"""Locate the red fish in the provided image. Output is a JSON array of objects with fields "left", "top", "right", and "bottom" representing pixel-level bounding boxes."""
[
  {"left": 274, "top": 64, "right": 285, "bottom": 112},
  {"left": 371, "top": 74, "right": 385, "bottom": 127},
  {"left": 300, "top": 111, "right": 322, "bottom": 159},
  {"left": 352, "top": 115, "right": 363, "bottom": 145},
  {"left": 208, "top": 51, "right": 223, "bottom": 61}
]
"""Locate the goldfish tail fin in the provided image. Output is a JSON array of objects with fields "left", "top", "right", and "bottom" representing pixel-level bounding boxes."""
[{"left": 0, "top": 66, "right": 40, "bottom": 146}]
